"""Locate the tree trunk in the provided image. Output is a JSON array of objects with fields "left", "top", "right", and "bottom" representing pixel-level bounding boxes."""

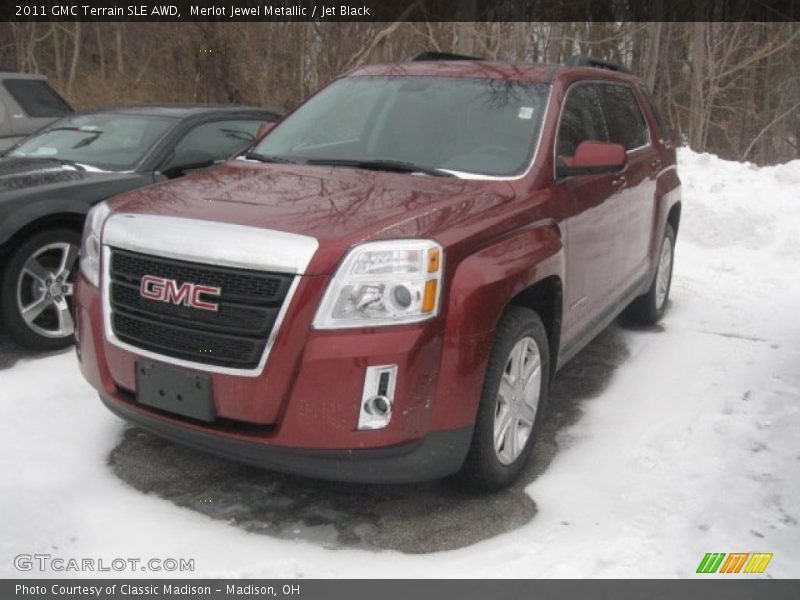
[
  {"left": 547, "top": 22, "right": 562, "bottom": 63},
  {"left": 644, "top": 22, "right": 663, "bottom": 90},
  {"left": 96, "top": 24, "right": 106, "bottom": 79},
  {"left": 689, "top": 22, "right": 708, "bottom": 150},
  {"left": 67, "top": 22, "right": 82, "bottom": 97},
  {"left": 115, "top": 25, "right": 124, "bottom": 74}
]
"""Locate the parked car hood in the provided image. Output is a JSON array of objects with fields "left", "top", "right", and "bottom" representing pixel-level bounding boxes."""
[
  {"left": 109, "top": 160, "right": 518, "bottom": 273},
  {"left": 0, "top": 156, "right": 135, "bottom": 197}
]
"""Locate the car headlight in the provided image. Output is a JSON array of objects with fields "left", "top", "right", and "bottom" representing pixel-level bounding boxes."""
[
  {"left": 79, "top": 201, "right": 111, "bottom": 287},
  {"left": 313, "top": 240, "right": 444, "bottom": 329}
]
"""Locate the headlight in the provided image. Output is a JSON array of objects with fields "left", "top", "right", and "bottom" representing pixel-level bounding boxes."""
[
  {"left": 79, "top": 201, "right": 111, "bottom": 287},
  {"left": 313, "top": 240, "right": 444, "bottom": 329}
]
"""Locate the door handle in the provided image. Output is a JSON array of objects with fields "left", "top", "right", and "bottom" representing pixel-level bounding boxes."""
[{"left": 612, "top": 175, "right": 626, "bottom": 188}]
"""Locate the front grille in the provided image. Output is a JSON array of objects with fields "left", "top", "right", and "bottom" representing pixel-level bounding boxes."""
[{"left": 108, "top": 249, "right": 294, "bottom": 369}]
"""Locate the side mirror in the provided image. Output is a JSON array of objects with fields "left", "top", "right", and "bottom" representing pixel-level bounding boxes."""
[
  {"left": 557, "top": 141, "right": 626, "bottom": 178},
  {"left": 161, "top": 151, "right": 216, "bottom": 178}
]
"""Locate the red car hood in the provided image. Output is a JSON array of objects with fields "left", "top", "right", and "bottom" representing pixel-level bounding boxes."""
[{"left": 108, "top": 160, "right": 514, "bottom": 273}]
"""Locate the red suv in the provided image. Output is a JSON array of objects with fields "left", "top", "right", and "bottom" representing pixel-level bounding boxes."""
[{"left": 74, "top": 55, "right": 680, "bottom": 489}]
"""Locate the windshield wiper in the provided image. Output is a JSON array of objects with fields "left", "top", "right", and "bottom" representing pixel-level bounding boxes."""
[
  {"left": 240, "top": 152, "right": 299, "bottom": 164},
  {"left": 43, "top": 126, "right": 103, "bottom": 134},
  {"left": 306, "top": 158, "right": 455, "bottom": 177},
  {"left": 54, "top": 157, "right": 90, "bottom": 171},
  {"left": 21, "top": 156, "right": 89, "bottom": 171}
]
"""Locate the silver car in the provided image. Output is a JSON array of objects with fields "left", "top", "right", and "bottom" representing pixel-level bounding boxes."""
[{"left": 0, "top": 71, "right": 73, "bottom": 152}]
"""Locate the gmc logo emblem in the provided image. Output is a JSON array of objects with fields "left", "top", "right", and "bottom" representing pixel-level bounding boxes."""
[{"left": 140, "top": 275, "right": 221, "bottom": 312}]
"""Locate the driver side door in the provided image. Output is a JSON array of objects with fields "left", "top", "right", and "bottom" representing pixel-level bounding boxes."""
[{"left": 557, "top": 82, "right": 631, "bottom": 336}]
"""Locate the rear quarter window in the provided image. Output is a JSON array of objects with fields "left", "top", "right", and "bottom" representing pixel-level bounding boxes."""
[{"left": 2, "top": 79, "right": 72, "bottom": 118}]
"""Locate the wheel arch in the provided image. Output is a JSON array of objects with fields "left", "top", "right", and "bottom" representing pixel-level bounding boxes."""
[
  {"left": 667, "top": 200, "right": 681, "bottom": 237},
  {"left": 0, "top": 212, "right": 85, "bottom": 265},
  {"left": 508, "top": 275, "right": 563, "bottom": 381},
  {"left": 428, "top": 221, "right": 565, "bottom": 432}
]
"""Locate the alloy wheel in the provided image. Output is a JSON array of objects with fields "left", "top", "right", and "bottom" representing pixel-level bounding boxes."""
[
  {"left": 493, "top": 336, "right": 542, "bottom": 465},
  {"left": 655, "top": 236, "right": 673, "bottom": 310},
  {"left": 16, "top": 242, "right": 78, "bottom": 339}
]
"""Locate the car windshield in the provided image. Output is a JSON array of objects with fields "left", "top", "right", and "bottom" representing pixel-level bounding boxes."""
[
  {"left": 9, "top": 113, "right": 177, "bottom": 171},
  {"left": 252, "top": 76, "right": 550, "bottom": 177}
]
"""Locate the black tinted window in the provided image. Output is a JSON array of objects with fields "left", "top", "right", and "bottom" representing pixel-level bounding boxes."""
[
  {"left": 598, "top": 84, "right": 649, "bottom": 150},
  {"left": 3, "top": 79, "right": 71, "bottom": 118},
  {"left": 173, "top": 119, "right": 263, "bottom": 164},
  {"left": 556, "top": 83, "right": 608, "bottom": 159}
]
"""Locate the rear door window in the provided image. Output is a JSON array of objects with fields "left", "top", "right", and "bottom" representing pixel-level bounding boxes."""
[
  {"left": 556, "top": 83, "right": 608, "bottom": 160},
  {"left": 597, "top": 84, "right": 650, "bottom": 151},
  {"left": 2, "top": 79, "right": 72, "bottom": 118}
]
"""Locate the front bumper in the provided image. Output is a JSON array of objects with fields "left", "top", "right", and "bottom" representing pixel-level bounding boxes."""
[
  {"left": 100, "top": 392, "right": 471, "bottom": 483},
  {"left": 76, "top": 265, "right": 478, "bottom": 483}
]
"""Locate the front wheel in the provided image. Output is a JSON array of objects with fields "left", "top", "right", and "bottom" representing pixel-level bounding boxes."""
[
  {"left": 624, "top": 223, "right": 676, "bottom": 325},
  {"left": 1, "top": 228, "right": 81, "bottom": 350},
  {"left": 459, "top": 306, "right": 551, "bottom": 490}
]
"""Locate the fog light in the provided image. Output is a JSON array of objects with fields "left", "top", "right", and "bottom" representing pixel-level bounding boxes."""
[
  {"left": 359, "top": 365, "right": 397, "bottom": 430},
  {"left": 364, "top": 394, "right": 391, "bottom": 417}
]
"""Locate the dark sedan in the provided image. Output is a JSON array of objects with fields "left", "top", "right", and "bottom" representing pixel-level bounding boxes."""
[{"left": 0, "top": 104, "right": 280, "bottom": 349}]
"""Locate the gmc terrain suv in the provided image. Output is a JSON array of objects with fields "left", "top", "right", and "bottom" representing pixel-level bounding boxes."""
[{"left": 74, "top": 55, "right": 681, "bottom": 489}]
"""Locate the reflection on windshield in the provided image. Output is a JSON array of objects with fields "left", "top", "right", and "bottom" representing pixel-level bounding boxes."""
[
  {"left": 253, "top": 76, "right": 549, "bottom": 177},
  {"left": 10, "top": 113, "right": 177, "bottom": 171}
]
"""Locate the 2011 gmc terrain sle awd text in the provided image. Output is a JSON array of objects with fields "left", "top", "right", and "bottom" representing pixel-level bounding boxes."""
[{"left": 73, "top": 55, "right": 680, "bottom": 489}]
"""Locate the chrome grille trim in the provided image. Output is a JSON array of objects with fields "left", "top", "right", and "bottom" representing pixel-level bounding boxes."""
[{"left": 101, "top": 215, "right": 318, "bottom": 376}]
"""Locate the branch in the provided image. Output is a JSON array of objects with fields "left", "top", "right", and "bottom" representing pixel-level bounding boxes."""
[
  {"left": 342, "top": 1, "right": 422, "bottom": 71},
  {"left": 715, "top": 28, "right": 800, "bottom": 81},
  {"left": 743, "top": 100, "right": 800, "bottom": 160}
]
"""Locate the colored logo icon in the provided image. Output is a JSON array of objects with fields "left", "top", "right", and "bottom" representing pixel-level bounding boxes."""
[{"left": 696, "top": 552, "right": 773, "bottom": 574}]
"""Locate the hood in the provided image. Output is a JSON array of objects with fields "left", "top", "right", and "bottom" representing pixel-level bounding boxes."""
[
  {"left": 0, "top": 156, "right": 123, "bottom": 195},
  {"left": 109, "top": 160, "right": 516, "bottom": 272}
]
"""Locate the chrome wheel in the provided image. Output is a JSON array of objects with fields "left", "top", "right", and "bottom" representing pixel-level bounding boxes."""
[
  {"left": 493, "top": 336, "right": 542, "bottom": 465},
  {"left": 16, "top": 242, "right": 78, "bottom": 339},
  {"left": 655, "top": 235, "right": 673, "bottom": 310}
]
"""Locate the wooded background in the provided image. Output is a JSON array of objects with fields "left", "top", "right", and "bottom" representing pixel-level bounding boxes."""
[{"left": 1, "top": 21, "right": 798, "bottom": 165}]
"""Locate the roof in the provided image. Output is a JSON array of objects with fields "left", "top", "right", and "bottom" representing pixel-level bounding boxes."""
[
  {"left": 72, "top": 104, "right": 281, "bottom": 120},
  {"left": 347, "top": 60, "right": 640, "bottom": 85},
  {"left": 0, "top": 71, "right": 47, "bottom": 80}
]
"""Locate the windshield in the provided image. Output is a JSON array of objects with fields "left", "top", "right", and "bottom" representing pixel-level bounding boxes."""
[
  {"left": 252, "top": 76, "right": 549, "bottom": 177},
  {"left": 10, "top": 113, "right": 177, "bottom": 171}
]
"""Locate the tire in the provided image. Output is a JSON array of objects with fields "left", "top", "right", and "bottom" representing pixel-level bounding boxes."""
[
  {"left": 459, "top": 306, "right": 551, "bottom": 490},
  {"left": 624, "top": 223, "right": 676, "bottom": 325},
  {"left": 0, "top": 228, "right": 81, "bottom": 350}
]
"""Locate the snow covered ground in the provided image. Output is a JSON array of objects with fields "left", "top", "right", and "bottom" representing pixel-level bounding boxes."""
[{"left": 1, "top": 149, "right": 798, "bottom": 578}]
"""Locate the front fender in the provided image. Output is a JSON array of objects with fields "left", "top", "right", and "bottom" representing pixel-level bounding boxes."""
[
  {"left": 429, "top": 221, "right": 564, "bottom": 430},
  {"left": 649, "top": 165, "right": 681, "bottom": 267},
  {"left": 0, "top": 196, "right": 91, "bottom": 246},
  {"left": 0, "top": 174, "right": 152, "bottom": 247}
]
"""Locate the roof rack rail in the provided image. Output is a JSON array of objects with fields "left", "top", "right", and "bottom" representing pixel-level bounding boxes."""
[
  {"left": 412, "top": 52, "right": 483, "bottom": 62},
  {"left": 568, "top": 55, "right": 630, "bottom": 74}
]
